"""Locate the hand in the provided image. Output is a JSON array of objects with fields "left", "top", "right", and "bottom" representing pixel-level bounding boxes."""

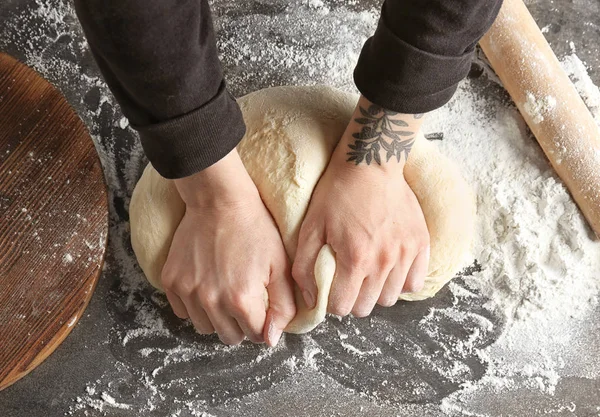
[
  {"left": 161, "top": 150, "right": 296, "bottom": 346},
  {"left": 292, "top": 97, "right": 430, "bottom": 317}
]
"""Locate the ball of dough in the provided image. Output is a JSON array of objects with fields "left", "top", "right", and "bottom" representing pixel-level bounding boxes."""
[{"left": 130, "top": 86, "right": 476, "bottom": 334}]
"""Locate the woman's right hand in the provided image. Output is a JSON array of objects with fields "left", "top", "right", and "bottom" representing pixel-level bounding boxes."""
[{"left": 161, "top": 150, "right": 296, "bottom": 346}]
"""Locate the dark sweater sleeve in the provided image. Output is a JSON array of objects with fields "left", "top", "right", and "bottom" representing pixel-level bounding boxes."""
[
  {"left": 75, "top": 0, "right": 245, "bottom": 179},
  {"left": 354, "top": 0, "right": 503, "bottom": 114}
]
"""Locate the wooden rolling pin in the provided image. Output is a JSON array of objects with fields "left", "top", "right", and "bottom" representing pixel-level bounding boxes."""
[{"left": 480, "top": 0, "right": 600, "bottom": 238}]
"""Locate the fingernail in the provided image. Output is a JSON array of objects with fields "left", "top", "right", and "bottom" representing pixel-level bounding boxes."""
[
  {"left": 302, "top": 289, "right": 316, "bottom": 309},
  {"left": 268, "top": 321, "right": 283, "bottom": 347}
]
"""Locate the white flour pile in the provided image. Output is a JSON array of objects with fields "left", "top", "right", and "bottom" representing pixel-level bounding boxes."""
[
  {"left": 425, "top": 52, "right": 600, "bottom": 414},
  {"left": 433, "top": 53, "right": 600, "bottom": 333},
  {"left": 1, "top": 0, "right": 599, "bottom": 416}
]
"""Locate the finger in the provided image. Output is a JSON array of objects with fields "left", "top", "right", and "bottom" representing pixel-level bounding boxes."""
[
  {"left": 402, "top": 246, "right": 430, "bottom": 294},
  {"left": 352, "top": 274, "right": 387, "bottom": 318},
  {"left": 265, "top": 259, "right": 297, "bottom": 347},
  {"left": 327, "top": 260, "right": 365, "bottom": 316},
  {"left": 205, "top": 307, "right": 246, "bottom": 345},
  {"left": 231, "top": 291, "right": 267, "bottom": 344},
  {"left": 378, "top": 265, "right": 407, "bottom": 307},
  {"left": 188, "top": 306, "right": 215, "bottom": 335},
  {"left": 292, "top": 229, "right": 324, "bottom": 310},
  {"left": 165, "top": 289, "right": 189, "bottom": 319},
  {"left": 190, "top": 288, "right": 246, "bottom": 345},
  {"left": 181, "top": 292, "right": 216, "bottom": 334}
]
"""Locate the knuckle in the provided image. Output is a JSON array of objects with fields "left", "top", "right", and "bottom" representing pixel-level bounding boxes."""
[
  {"left": 160, "top": 269, "right": 177, "bottom": 290},
  {"left": 377, "top": 248, "right": 395, "bottom": 269},
  {"left": 399, "top": 240, "right": 417, "bottom": 255},
  {"left": 199, "top": 290, "right": 220, "bottom": 310},
  {"left": 174, "top": 280, "right": 197, "bottom": 297},
  {"left": 348, "top": 248, "right": 370, "bottom": 269},
  {"left": 225, "top": 291, "right": 252, "bottom": 317}
]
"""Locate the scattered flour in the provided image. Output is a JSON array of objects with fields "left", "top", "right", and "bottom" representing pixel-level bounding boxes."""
[
  {"left": 99, "top": 393, "right": 131, "bottom": 410},
  {"left": 423, "top": 52, "right": 600, "bottom": 413},
  {"left": 118, "top": 116, "right": 129, "bottom": 130},
  {"left": 561, "top": 53, "right": 600, "bottom": 120},
  {"left": 67, "top": 315, "right": 78, "bottom": 328},
  {"left": 340, "top": 341, "right": 381, "bottom": 357},
  {"left": 522, "top": 92, "right": 557, "bottom": 124},
  {"left": 214, "top": 0, "right": 377, "bottom": 96},
  {"left": 306, "top": 0, "right": 329, "bottom": 14}
]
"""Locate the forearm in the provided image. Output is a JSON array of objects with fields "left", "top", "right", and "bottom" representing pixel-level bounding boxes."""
[
  {"left": 354, "top": 0, "right": 503, "bottom": 114},
  {"left": 75, "top": 0, "right": 245, "bottom": 179}
]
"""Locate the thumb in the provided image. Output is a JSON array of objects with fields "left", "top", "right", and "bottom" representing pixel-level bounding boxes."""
[
  {"left": 264, "top": 257, "right": 297, "bottom": 347},
  {"left": 291, "top": 230, "right": 323, "bottom": 310}
]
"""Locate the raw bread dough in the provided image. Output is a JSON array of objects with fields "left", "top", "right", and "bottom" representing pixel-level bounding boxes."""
[{"left": 130, "top": 86, "right": 476, "bottom": 334}]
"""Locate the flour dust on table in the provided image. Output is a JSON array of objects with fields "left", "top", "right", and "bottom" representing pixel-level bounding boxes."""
[{"left": 88, "top": 58, "right": 600, "bottom": 415}]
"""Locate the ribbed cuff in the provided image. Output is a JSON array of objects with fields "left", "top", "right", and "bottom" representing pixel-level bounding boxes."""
[
  {"left": 133, "top": 81, "right": 246, "bottom": 179},
  {"left": 354, "top": 18, "right": 474, "bottom": 114}
]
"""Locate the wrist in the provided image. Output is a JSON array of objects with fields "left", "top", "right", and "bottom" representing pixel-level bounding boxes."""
[
  {"left": 332, "top": 96, "right": 425, "bottom": 174},
  {"left": 174, "top": 149, "right": 258, "bottom": 209}
]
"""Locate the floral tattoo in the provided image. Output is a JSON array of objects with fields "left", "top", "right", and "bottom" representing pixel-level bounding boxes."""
[{"left": 347, "top": 104, "right": 416, "bottom": 165}]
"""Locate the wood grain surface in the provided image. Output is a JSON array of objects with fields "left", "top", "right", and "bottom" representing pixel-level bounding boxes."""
[
  {"left": 480, "top": 0, "right": 600, "bottom": 238},
  {"left": 0, "top": 53, "right": 108, "bottom": 391}
]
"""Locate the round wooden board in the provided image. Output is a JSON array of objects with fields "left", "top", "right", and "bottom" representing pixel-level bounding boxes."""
[{"left": 0, "top": 53, "right": 108, "bottom": 390}]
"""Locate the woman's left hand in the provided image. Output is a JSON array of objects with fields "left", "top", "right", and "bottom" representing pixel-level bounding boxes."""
[{"left": 292, "top": 97, "right": 431, "bottom": 317}]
